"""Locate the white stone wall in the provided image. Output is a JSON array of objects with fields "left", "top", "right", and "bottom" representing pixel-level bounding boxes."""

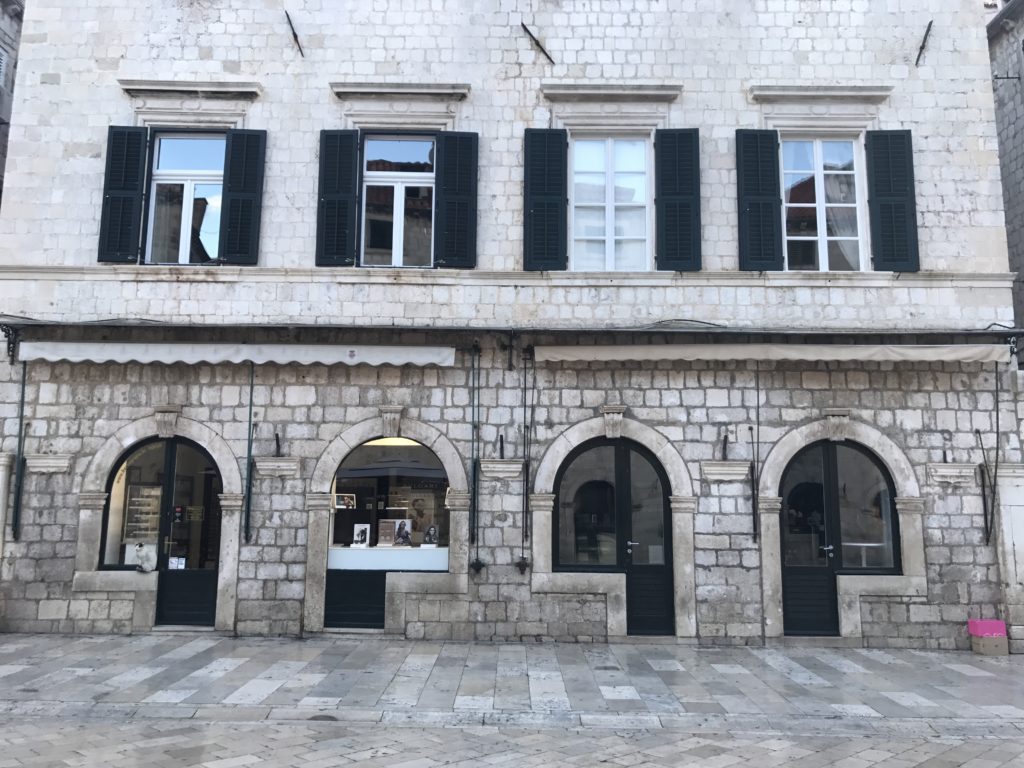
[{"left": 0, "top": 0, "right": 1013, "bottom": 331}]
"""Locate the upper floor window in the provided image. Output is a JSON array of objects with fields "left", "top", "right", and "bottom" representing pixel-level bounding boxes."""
[
  {"left": 737, "top": 128, "right": 918, "bottom": 273},
  {"left": 571, "top": 137, "right": 650, "bottom": 271},
  {"left": 524, "top": 128, "right": 700, "bottom": 273},
  {"left": 147, "top": 135, "right": 225, "bottom": 265},
  {"left": 316, "top": 130, "right": 478, "bottom": 270},
  {"left": 98, "top": 126, "right": 267, "bottom": 266},
  {"left": 782, "top": 137, "right": 866, "bottom": 271},
  {"left": 362, "top": 137, "right": 435, "bottom": 267}
]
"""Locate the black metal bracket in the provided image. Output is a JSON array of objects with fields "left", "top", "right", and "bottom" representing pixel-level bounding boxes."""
[{"left": 0, "top": 324, "right": 19, "bottom": 364}]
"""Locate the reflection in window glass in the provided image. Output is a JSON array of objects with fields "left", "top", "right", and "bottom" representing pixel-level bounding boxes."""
[
  {"left": 836, "top": 445, "right": 895, "bottom": 569},
  {"left": 332, "top": 438, "right": 450, "bottom": 549},
  {"left": 104, "top": 442, "right": 165, "bottom": 566},
  {"left": 157, "top": 137, "right": 226, "bottom": 172},
  {"left": 781, "top": 138, "right": 861, "bottom": 272},
  {"left": 572, "top": 137, "right": 648, "bottom": 271},
  {"left": 629, "top": 451, "right": 665, "bottom": 565},
  {"left": 557, "top": 446, "right": 617, "bottom": 566},
  {"left": 361, "top": 137, "right": 435, "bottom": 266},
  {"left": 365, "top": 139, "right": 434, "bottom": 172},
  {"left": 781, "top": 447, "right": 828, "bottom": 567}
]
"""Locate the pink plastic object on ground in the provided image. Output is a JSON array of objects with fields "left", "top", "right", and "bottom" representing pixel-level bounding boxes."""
[{"left": 968, "top": 619, "right": 1007, "bottom": 637}]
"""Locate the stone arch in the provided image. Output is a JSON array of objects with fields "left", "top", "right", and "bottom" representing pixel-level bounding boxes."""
[
  {"left": 75, "top": 415, "right": 243, "bottom": 495},
  {"left": 533, "top": 416, "right": 694, "bottom": 498},
  {"left": 759, "top": 418, "right": 920, "bottom": 500},
  {"left": 310, "top": 417, "right": 469, "bottom": 493}
]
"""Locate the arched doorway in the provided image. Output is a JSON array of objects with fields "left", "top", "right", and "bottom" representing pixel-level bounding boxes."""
[
  {"left": 324, "top": 437, "right": 451, "bottom": 629},
  {"left": 780, "top": 440, "right": 901, "bottom": 635},
  {"left": 553, "top": 438, "right": 674, "bottom": 635},
  {"left": 101, "top": 438, "right": 224, "bottom": 625}
]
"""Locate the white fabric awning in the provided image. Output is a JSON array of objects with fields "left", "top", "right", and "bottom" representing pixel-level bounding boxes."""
[
  {"left": 18, "top": 341, "right": 457, "bottom": 367},
  {"left": 535, "top": 343, "right": 1011, "bottom": 364}
]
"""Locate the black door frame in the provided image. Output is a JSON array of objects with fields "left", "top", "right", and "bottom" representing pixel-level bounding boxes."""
[
  {"left": 552, "top": 438, "right": 675, "bottom": 636},
  {"left": 780, "top": 440, "right": 900, "bottom": 636}
]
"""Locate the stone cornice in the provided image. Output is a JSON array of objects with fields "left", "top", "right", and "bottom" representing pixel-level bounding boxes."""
[
  {"left": 749, "top": 85, "right": 893, "bottom": 103},
  {"left": 330, "top": 82, "right": 470, "bottom": 101},
  {"left": 254, "top": 457, "right": 301, "bottom": 478},
  {"left": 77, "top": 491, "right": 109, "bottom": 509},
  {"left": 118, "top": 79, "right": 262, "bottom": 100},
  {"left": 701, "top": 461, "right": 751, "bottom": 482},
  {"left": 479, "top": 459, "right": 524, "bottom": 479},
  {"left": 25, "top": 454, "right": 72, "bottom": 473},
  {"left": 926, "top": 463, "right": 978, "bottom": 488}
]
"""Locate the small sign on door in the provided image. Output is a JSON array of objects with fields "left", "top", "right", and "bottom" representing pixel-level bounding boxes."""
[
  {"left": 168, "top": 557, "right": 186, "bottom": 570},
  {"left": 186, "top": 506, "right": 204, "bottom": 522}
]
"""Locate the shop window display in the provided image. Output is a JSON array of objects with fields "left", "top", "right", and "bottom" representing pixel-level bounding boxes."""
[{"left": 330, "top": 437, "right": 450, "bottom": 558}]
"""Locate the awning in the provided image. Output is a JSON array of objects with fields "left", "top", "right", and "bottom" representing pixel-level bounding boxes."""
[
  {"left": 18, "top": 341, "right": 457, "bottom": 367},
  {"left": 535, "top": 343, "right": 1012, "bottom": 364}
]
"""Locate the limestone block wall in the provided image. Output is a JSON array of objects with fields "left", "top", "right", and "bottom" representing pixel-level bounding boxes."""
[{"left": 0, "top": 331, "right": 1016, "bottom": 647}]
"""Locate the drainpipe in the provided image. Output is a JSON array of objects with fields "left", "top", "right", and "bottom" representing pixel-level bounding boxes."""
[{"left": 0, "top": 453, "right": 13, "bottom": 564}]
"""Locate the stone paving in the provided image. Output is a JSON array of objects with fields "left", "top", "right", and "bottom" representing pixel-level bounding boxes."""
[{"left": 1, "top": 633, "right": 1024, "bottom": 766}]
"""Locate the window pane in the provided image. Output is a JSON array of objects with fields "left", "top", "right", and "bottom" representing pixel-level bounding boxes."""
[
  {"left": 573, "top": 239, "right": 606, "bottom": 270},
  {"left": 364, "top": 185, "right": 395, "bottom": 266},
  {"left": 828, "top": 240, "right": 860, "bottom": 271},
  {"left": 573, "top": 140, "right": 605, "bottom": 172},
  {"left": 629, "top": 450, "right": 664, "bottom": 565},
  {"left": 614, "top": 239, "right": 646, "bottom": 270},
  {"left": 156, "top": 137, "right": 225, "bottom": 172},
  {"left": 557, "top": 446, "right": 617, "bottom": 566},
  {"left": 782, "top": 140, "right": 813, "bottom": 171},
  {"left": 402, "top": 186, "right": 433, "bottom": 267},
  {"left": 151, "top": 184, "right": 183, "bottom": 264},
  {"left": 836, "top": 445, "right": 895, "bottom": 569},
  {"left": 822, "top": 141, "right": 855, "bottom": 171},
  {"left": 825, "top": 206, "right": 858, "bottom": 237},
  {"left": 784, "top": 173, "right": 815, "bottom": 205},
  {"left": 334, "top": 439, "right": 450, "bottom": 559},
  {"left": 613, "top": 140, "right": 645, "bottom": 172},
  {"left": 824, "top": 174, "right": 856, "bottom": 204},
  {"left": 614, "top": 207, "right": 645, "bottom": 238},
  {"left": 785, "top": 206, "right": 817, "bottom": 237},
  {"left": 168, "top": 444, "right": 223, "bottom": 570},
  {"left": 365, "top": 139, "right": 434, "bottom": 173},
  {"left": 613, "top": 173, "right": 645, "bottom": 203},
  {"left": 780, "top": 445, "right": 828, "bottom": 566},
  {"left": 573, "top": 207, "right": 606, "bottom": 238},
  {"left": 574, "top": 173, "right": 606, "bottom": 204},
  {"left": 786, "top": 239, "right": 818, "bottom": 270},
  {"left": 190, "top": 183, "right": 221, "bottom": 263},
  {"left": 104, "top": 442, "right": 166, "bottom": 567}
]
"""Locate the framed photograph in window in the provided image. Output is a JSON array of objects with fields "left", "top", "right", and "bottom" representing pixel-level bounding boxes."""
[
  {"left": 335, "top": 493, "right": 357, "bottom": 510},
  {"left": 351, "top": 524, "right": 370, "bottom": 548},
  {"left": 376, "top": 519, "right": 397, "bottom": 547}
]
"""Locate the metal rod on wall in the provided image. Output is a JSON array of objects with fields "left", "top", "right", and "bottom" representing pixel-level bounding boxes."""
[
  {"left": 10, "top": 361, "right": 27, "bottom": 541},
  {"left": 243, "top": 361, "right": 255, "bottom": 543}
]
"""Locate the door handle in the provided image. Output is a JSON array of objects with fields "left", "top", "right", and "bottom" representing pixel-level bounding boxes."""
[
  {"left": 627, "top": 541, "right": 640, "bottom": 547},
  {"left": 819, "top": 545, "right": 834, "bottom": 551}
]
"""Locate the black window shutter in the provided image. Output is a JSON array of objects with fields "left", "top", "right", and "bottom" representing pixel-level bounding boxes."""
[
  {"left": 866, "top": 130, "right": 919, "bottom": 272},
  {"left": 655, "top": 128, "right": 701, "bottom": 271},
  {"left": 316, "top": 130, "right": 360, "bottom": 267},
  {"left": 434, "top": 131, "right": 478, "bottom": 269},
  {"left": 219, "top": 129, "right": 267, "bottom": 266},
  {"left": 736, "top": 129, "right": 783, "bottom": 271},
  {"left": 523, "top": 128, "right": 567, "bottom": 271},
  {"left": 97, "top": 126, "right": 147, "bottom": 263}
]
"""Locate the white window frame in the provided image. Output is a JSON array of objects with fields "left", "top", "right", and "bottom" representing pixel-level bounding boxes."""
[
  {"left": 568, "top": 132, "right": 654, "bottom": 272},
  {"left": 360, "top": 136, "right": 436, "bottom": 268},
  {"left": 144, "top": 133, "right": 226, "bottom": 266},
  {"left": 779, "top": 132, "right": 871, "bottom": 272}
]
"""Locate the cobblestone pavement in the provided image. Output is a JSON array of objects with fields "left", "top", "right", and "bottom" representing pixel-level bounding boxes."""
[{"left": 1, "top": 633, "right": 1024, "bottom": 766}]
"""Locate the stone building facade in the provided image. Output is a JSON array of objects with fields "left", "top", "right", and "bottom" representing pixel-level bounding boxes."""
[{"left": 1, "top": 1, "right": 1023, "bottom": 651}]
